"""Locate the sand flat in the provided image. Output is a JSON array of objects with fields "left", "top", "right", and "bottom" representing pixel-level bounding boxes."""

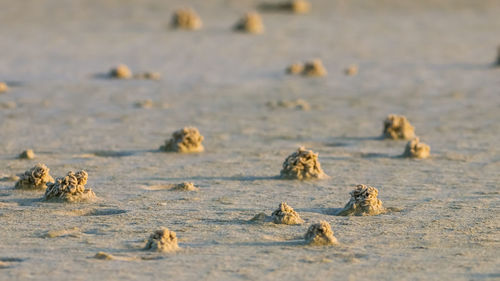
[{"left": 0, "top": 0, "right": 499, "bottom": 280}]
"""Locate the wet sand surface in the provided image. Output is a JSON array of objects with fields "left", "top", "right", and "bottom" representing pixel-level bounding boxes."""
[{"left": 0, "top": 0, "right": 499, "bottom": 280}]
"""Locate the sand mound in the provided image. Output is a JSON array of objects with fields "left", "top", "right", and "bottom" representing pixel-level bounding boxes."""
[
  {"left": 15, "top": 163, "right": 54, "bottom": 190},
  {"left": 160, "top": 127, "right": 204, "bottom": 153},
  {"left": 44, "top": 170, "right": 96, "bottom": 202},
  {"left": 304, "top": 221, "right": 338, "bottom": 246},
  {"left": 18, "top": 149, "right": 35, "bottom": 160},
  {"left": 266, "top": 99, "right": 310, "bottom": 110},
  {"left": 171, "top": 182, "right": 199, "bottom": 191},
  {"left": 109, "top": 64, "right": 132, "bottom": 79},
  {"left": 336, "top": 184, "right": 386, "bottom": 216},
  {"left": 345, "top": 64, "right": 358, "bottom": 76},
  {"left": 280, "top": 147, "right": 328, "bottom": 180},
  {"left": 383, "top": 114, "right": 415, "bottom": 140},
  {"left": 271, "top": 202, "right": 304, "bottom": 225},
  {"left": 171, "top": 8, "right": 202, "bottom": 30},
  {"left": 286, "top": 59, "right": 327, "bottom": 77},
  {"left": 144, "top": 227, "right": 179, "bottom": 252},
  {"left": 0, "top": 82, "right": 8, "bottom": 93},
  {"left": 234, "top": 12, "right": 264, "bottom": 34},
  {"left": 403, "top": 137, "right": 430, "bottom": 159}
]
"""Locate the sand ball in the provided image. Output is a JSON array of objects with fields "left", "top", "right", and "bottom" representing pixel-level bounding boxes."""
[
  {"left": 44, "top": 170, "right": 95, "bottom": 202},
  {"left": 19, "top": 149, "right": 35, "bottom": 160},
  {"left": 109, "top": 64, "right": 132, "bottom": 79},
  {"left": 15, "top": 163, "right": 54, "bottom": 190},
  {"left": 0, "top": 82, "right": 8, "bottom": 93}
]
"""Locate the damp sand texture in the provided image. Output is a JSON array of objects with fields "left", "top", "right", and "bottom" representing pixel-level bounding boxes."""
[{"left": 0, "top": 0, "right": 499, "bottom": 281}]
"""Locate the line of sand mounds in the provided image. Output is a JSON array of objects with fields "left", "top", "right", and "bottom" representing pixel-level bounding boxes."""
[
  {"left": 259, "top": 0, "right": 311, "bottom": 14},
  {"left": 144, "top": 227, "right": 179, "bottom": 252},
  {"left": 271, "top": 202, "right": 304, "bottom": 225},
  {"left": 18, "top": 149, "right": 35, "bottom": 160},
  {"left": 304, "top": 221, "right": 338, "bottom": 246},
  {"left": 171, "top": 8, "right": 203, "bottom": 30},
  {"left": 160, "top": 127, "right": 204, "bottom": 153},
  {"left": 382, "top": 114, "right": 415, "bottom": 140},
  {"left": 286, "top": 59, "right": 327, "bottom": 77},
  {"left": 0, "top": 82, "right": 8, "bottom": 93},
  {"left": 234, "top": 12, "right": 264, "bottom": 34},
  {"left": 44, "top": 170, "right": 96, "bottom": 202},
  {"left": 336, "top": 184, "right": 386, "bottom": 216},
  {"left": 14, "top": 163, "right": 54, "bottom": 190},
  {"left": 403, "top": 137, "right": 430, "bottom": 159},
  {"left": 280, "top": 147, "right": 328, "bottom": 180},
  {"left": 266, "top": 99, "right": 310, "bottom": 110}
]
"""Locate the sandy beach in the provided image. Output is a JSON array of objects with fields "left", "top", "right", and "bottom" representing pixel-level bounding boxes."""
[{"left": 0, "top": 0, "right": 499, "bottom": 280}]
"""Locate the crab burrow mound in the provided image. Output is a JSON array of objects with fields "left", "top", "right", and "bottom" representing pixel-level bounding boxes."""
[
  {"left": 304, "top": 221, "right": 338, "bottom": 246},
  {"left": 336, "top": 184, "right": 386, "bottom": 216},
  {"left": 44, "top": 170, "right": 96, "bottom": 202},
  {"left": 160, "top": 127, "right": 204, "bottom": 153},
  {"left": 144, "top": 227, "right": 179, "bottom": 252},
  {"left": 280, "top": 147, "right": 328, "bottom": 180},
  {"left": 383, "top": 114, "right": 415, "bottom": 140},
  {"left": 271, "top": 202, "right": 304, "bottom": 225},
  {"left": 15, "top": 163, "right": 54, "bottom": 190}
]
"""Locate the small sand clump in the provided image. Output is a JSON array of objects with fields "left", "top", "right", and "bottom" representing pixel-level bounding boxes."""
[
  {"left": 94, "top": 252, "right": 115, "bottom": 260},
  {"left": 145, "top": 228, "right": 179, "bottom": 252},
  {"left": 172, "top": 8, "right": 202, "bottom": 30},
  {"left": 280, "top": 147, "right": 328, "bottom": 180},
  {"left": 19, "top": 149, "right": 35, "bottom": 160},
  {"left": 266, "top": 99, "right": 310, "bottom": 110},
  {"left": 286, "top": 59, "right": 327, "bottom": 77},
  {"left": 44, "top": 170, "right": 96, "bottom": 202},
  {"left": 234, "top": 12, "right": 264, "bottom": 34},
  {"left": 271, "top": 202, "right": 304, "bottom": 225},
  {"left": 337, "top": 184, "right": 386, "bottom": 216},
  {"left": 15, "top": 163, "right": 54, "bottom": 190},
  {"left": 109, "top": 64, "right": 132, "bottom": 79},
  {"left": 160, "top": 127, "right": 204, "bottom": 153},
  {"left": 305, "top": 221, "right": 338, "bottom": 246},
  {"left": 0, "top": 82, "right": 8, "bottom": 93},
  {"left": 345, "top": 64, "right": 358, "bottom": 76},
  {"left": 403, "top": 137, "right": 430, "bottom": 159},
  {"left": 383, "top": 114, "right": 415, "bottom": 140},
  {"left": 287, "top": 0, "right": 311, "bottom": 13}
]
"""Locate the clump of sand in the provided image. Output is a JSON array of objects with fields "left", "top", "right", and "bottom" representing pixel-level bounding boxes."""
[
  {"left": 234, "top": 12, "right": 264, "bottom": 34},
  {"left": 345, "top": 64, "right": 358, "bottom": 76},
  {"left": 266, "top": 99, "right": 310, "bottom": 110},
  {"left": 304, "top": 221, "right": 338, "bottom": 246},
  {"left": 280, "top": 147, "right": 328, "bottom": 180},
  {"left": 44, "top": 170, "right": 96, "bottom": 202},
  {"left": 286, "top": 59, "right": 327, "bottom": 77},
  {"left": 160, "top": 127, "right": 204, "bottom": 153},
  {"left": 14, "top": 163, "right": 54, "bottom": 190},
  {"left": 336, "top": 184, "right": 386, "bottom": 216},
  {"left": 144, "top": 227, "right": 179, "bottom": 252},
  {"left": 383, "top": 114, "right": 415, "bottom": 140},
  {"left": 271, "top": 202, "right": 304, "bottom": 225},
  {"left": 109, "top": 64, "right": 132, "bottom": 79},
  {"left": 0, "top": 82, "right": 8, "bottom": 93},
  {"left": 18, "top": 149, "right": 35, "bottom": 160},
  {"left": 94, "top": 252, "right": 115, "bottom": 260},
  {"left": 171, "top": 8, "right": 202, "bottom": 30},
  {"left": 403, "top": 137, "right": 430, "bottom": 159}
]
